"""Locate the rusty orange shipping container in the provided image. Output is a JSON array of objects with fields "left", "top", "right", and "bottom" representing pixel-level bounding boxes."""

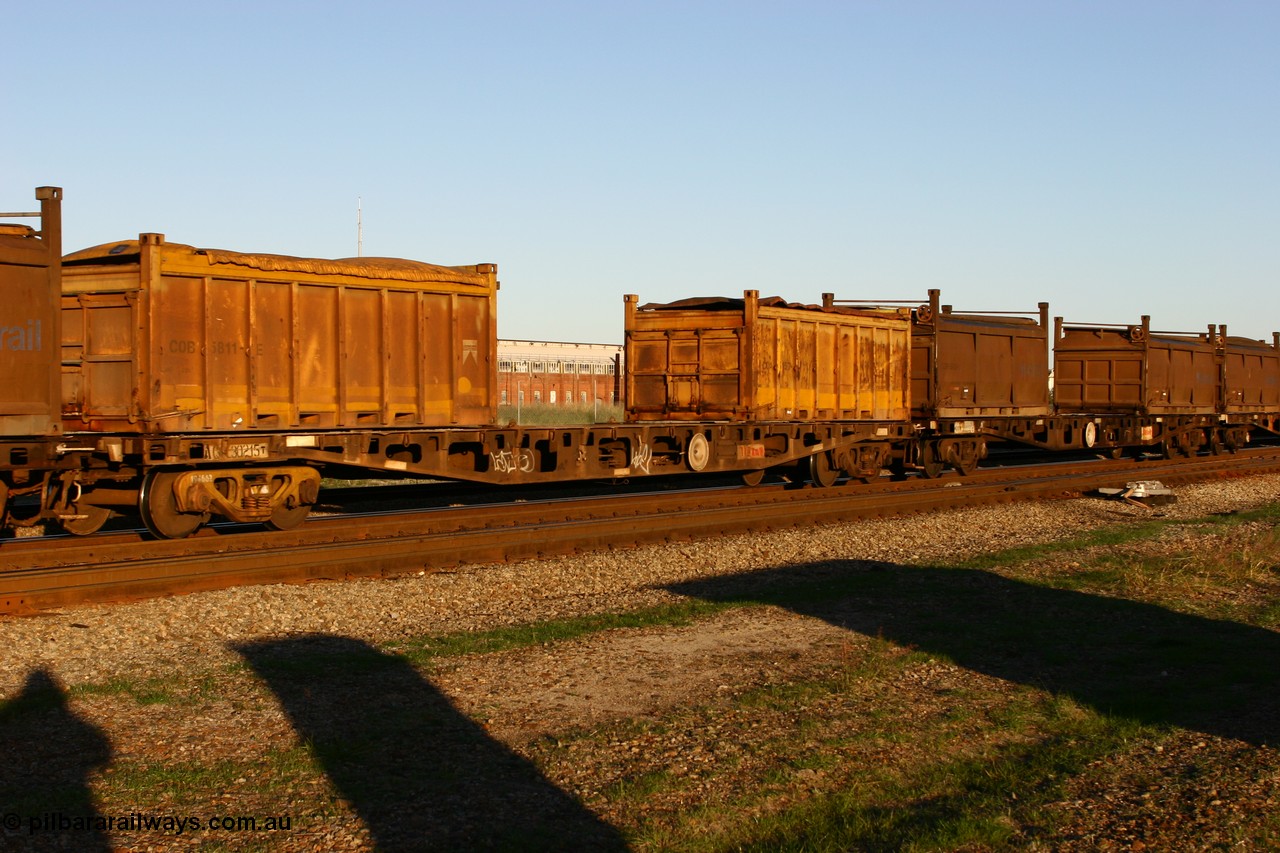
[
  {"left": 625, "top": 290, "right": 911, "bottom": 422},
  {"left": 1053, "top": 316, "right": 1218, "bottom": 415},
  {"left": 60, "top": 234, "right": 498, "bottom": 432},
  {"left": 908, "top": 290, "right": 1050, "bottom": 420},
  {"left": 0, "top": 187, "right": 63, "bottom": 437},
  {"left": 824, "top": 289, "right": 1050, "bottom": 420},
  {"left": 1222, "top": 332, "right": 1280, "bottom": 413}
]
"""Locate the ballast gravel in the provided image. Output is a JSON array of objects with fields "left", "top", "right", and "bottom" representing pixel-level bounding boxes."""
[{"left": 3, "top": 473, "right": 1279, "bottom": 699}]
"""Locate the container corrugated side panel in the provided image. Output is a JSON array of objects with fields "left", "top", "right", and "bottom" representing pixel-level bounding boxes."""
[
  {"left": 1143, "top": 338, "right": 1218, "bottom": 414},
  {"left": 0, "top": 189, "right": 62, "bottom": 436},
  {"left": 625, "top": 308, "right": 747, "bottom": 420},
  {"left": 1054, "top": 329, "right": 1217, "bottom": 415},
  {"left": 753, "top": 305, "right": 909, "bottom": 421},
  {"left": 1053, "top": 329, "right": 1146, "bottom": 413},
  {"left": 916, "top": 316, "right": 1049, "bottom": 419},
  {"left": 0, "top": 258, "right": 61, "bottom": 434},
  {"left": 60, "top": 279, "right": 140, "bottom": 430},
  {"left": 625, "top": 297, "right": 909, "bottom": 422},
  {"left": 1223, "top": 338, "right": 1280, "bottom": 411}
]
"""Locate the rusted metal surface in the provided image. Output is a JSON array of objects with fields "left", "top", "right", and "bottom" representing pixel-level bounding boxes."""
[
  {"left": 0, "top": 187, "right": 62, "bottom": 439},
  {"left": 60, "top": 235, "right": 498, "bottom": 432},
  {"left": 909, "top": 290, "right": 1050, "bottom": 419},
  {"left": 1054, "top": 316, "right": 1219, "bottom": 415},
  {"left": 822, "top": 290, "right": 1050, "bottom": 420},
  {"left": 1222, "top": 332, "right": 1280, "bottom": 414},
  {"left": 4, "top": 448, "right": 1280, "bottom": 615},
  {"left": 625, "top": 290, "right": 911, "bottom": 422}
]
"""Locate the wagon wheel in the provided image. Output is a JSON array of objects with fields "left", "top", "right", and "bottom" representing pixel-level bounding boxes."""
[
  {"left": 918, "top": 442, "right": 945, "bottom": 479},
  {"left": 685, "top": 434, "right": 711, "bottom": 472},
  {"left": 842, "top": 465, "right": 882, "bottom": 485},
  {"left": 265, "top": 501, "right": 311, "bottom": 531},
  {"left": 808, "top": 451, "right": 839, "bottom": 488},
  {"left": 839, "top": 446, "right": 884, "bottom": 484},
  {"left": 61, "top": 504, "right": 112, "bottom": 536},
  {"left": 1208, "top": 430, "right": 1225, "bottom": 456},
  {"left": 139, "top": 470, "right": 209, "bottom": 539},
  {"left": 950, "top": 440, "right": 983, "bottom": 476},
  {"left": 852, "top": 459, "right": 883, "bottom": 485},
  {"left": 741, "top": 469, "right": 767, "bottom": 487}
]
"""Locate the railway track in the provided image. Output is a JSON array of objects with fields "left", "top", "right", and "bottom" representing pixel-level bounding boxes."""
[{"left": 4, "top": 450, "right": 1280, "bottom": 615}]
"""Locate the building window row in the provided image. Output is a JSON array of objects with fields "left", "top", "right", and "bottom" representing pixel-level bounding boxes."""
[{"left": 498, "top": 359, "right": 617, "bottom": 376}]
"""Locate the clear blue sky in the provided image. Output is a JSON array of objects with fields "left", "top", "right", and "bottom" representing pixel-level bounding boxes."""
[{"left": 5, "top": 1, "right": 1277, "bottom": 344}]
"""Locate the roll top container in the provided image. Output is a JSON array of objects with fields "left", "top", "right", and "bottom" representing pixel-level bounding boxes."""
[
  {"left": 1053, "top": 316, "right": 1220, "bottom": 415},
  {"left": 60, "top": 234, "right": 498, "bottom": 432},
  {"left": 1220, "top": 330, "right": 1280, "bottom": 414},
  {"left": 625, "top": 290, "right": 911, "bottom": 423},
  {"left": 0, "top": 187, "right": 63, "bottom": 437}
]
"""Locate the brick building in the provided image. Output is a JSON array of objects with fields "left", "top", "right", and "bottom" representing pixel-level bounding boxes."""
[{"left": 497, "top": 340, "right": 623, "bottom": 408}]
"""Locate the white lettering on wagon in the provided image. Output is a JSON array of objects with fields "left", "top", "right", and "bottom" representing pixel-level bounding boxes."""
[
  {"left": 491, "top": 448, "right": 534, "bottom": 474},
  {"left": 630, "top": 443, "right": 653, "bottom": 475},
  {"left": 206, "top": 443, "right": 270, "bottom": 460}
]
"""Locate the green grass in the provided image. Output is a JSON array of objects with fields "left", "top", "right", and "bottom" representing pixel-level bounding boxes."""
[
  {"left": 497, "top": 402, "right": 624, "bottom": 425},
  {"left": 71, "top": 675, "right": 184, "bottom": 705},
  {"left": 388, "top": 598, "right": 744, "bottom": 664}
]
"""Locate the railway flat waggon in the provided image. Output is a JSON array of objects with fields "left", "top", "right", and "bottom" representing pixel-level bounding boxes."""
[
  {"left": 1052, "top": 317, "right": 1257, "bottom": 457},
  {"left": 625, "top": 290, "right": 911, "bottom": 422},
  {"left": 625, "top": 290, "right": 915, "bottom": 485},
  {"left": 3, "top": 188, "right": 854, "bottom": 537},
  {"left": 822, "top": 290, "right": 1061, "bottom": 475}
]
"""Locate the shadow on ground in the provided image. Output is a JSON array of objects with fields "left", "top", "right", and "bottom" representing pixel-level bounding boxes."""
[
  {"left": 235, "top": 634, "right": 627, "bottom": 852},
  {"left": 668, "top": 559, "right": 1280, "bottom": 746},
  {"left": 0, "top": 669, "right": 113, "bottom": 852}
]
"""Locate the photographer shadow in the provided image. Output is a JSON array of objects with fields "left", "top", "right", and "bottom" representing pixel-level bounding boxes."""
[
  {"left": 0, "top": 669, "right": 112, "bottom": 852},
  {"left": 668, "top": 560, "right": 1280, "bottom": 746},
  {"left": 235, "top": 634, "right": 626, "bottom": 852}
]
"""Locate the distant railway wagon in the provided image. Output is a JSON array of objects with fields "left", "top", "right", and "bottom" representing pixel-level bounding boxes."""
[
  {"left": 625, "top": 291, "right": 911, "bottom": 423},
  {"left": 1220, "top": 333, "right": 1280, "bottom": 414},
  {"left": 60, "top": 234, "right": 498, "bottom": 433},
  {"left": 822, "top": 290, "right": 1056, "bottom": 475},
  {"left": 3, "top": 185, "right": 1280, "bottom": 541},
  {"left": 1052, "top": 316, "right": 1278, "bottom": 455},
  {"left": 1053, "top": 316, "right": 1219, "bottom": 415},
  {"left": 899, "top": 290, "right": 1050, "bottom": 420}
]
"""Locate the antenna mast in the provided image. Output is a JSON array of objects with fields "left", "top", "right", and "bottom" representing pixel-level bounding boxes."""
[{"left": 357, "top": 196, "right": 363, "bottom": 257}]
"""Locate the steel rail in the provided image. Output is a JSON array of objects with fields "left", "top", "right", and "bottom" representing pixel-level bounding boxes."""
[{"left": 4, "top": 451, "right": 1280, "bottom": 615}]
